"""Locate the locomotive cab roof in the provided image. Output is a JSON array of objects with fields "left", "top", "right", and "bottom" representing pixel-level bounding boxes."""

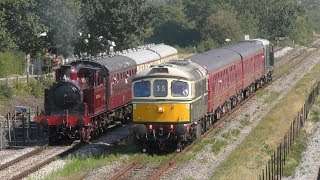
[{"left": 133, "top": 59, "right": 206, "bottom": 81}]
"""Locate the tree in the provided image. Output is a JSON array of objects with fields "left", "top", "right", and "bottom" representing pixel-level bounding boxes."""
[
  {"left": 79, "top": 0, "right": 155, "bottom": 54},
  {"left": 203, "top": 10, "right": 243, "bottom": 44},
  {"left": 148, "top": 5, "right": 200, "bottom": 46},
  {"left": 0, "top": 9, "right": 13, "bottom": 51},
  {"left": 0, "top": 0, "right": 48, "bottom": 56},
  {"left": 37, "top": 0, "right": 82, "bottom": 57}
]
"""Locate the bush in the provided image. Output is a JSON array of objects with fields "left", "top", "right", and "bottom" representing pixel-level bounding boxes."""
[
  {"left": 0, "top": 51, "right": 26, "bottom": 78},
  {"left": 0, "top": 84, "right": 13, "bottom": 101},
  {"left": 38, "top": 75, "right": 54, "bottom": 88},
  {"left": 196, "top": 38, "right": 219, "bottom": 53},
  {"left": 28, "top": 80, "right": 44, "bottom": 98}
]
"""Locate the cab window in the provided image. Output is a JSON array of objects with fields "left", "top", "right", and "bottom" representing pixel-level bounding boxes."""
[
  {"left": 134, "top": 81, "right": 150, "bottom": 97},
  {"left": 153, "top": 80, "right": 168, "bottom": 97},
  {"left": 171, "top": 81, "right": 189, "bottom": 97}
]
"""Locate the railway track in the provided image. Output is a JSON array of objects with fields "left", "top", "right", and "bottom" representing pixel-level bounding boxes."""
[
  {"left": 107, "top": 45, "right": 320, "bottom": 180},
  {"left": 0, "top": 142, "right": 82, "bottom": 180},
  {"left": 0, "top": 145, "right": 48, "bottom": 171}
]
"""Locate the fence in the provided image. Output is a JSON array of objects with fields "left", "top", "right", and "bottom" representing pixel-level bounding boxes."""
[
  {"left": 259, "top": 79, "right": 320, "bottom": 180},
  {"left": 0, "top": 73, "right": 54, "bottom": 86},
  {"left": 0, "top": 122, "right": 7, "bottom": 150},
  {"left": 0, "top": 106, "right": 45, "bottom": 149}
]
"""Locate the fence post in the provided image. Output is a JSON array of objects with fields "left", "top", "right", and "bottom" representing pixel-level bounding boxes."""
[
  {"left": 273, "top": 151, "right": 276, "bottom": 180},
  {"left": 0, "top": 122, "right": 2, "bottom": 150},
  {"left": 271, "top": 155, "right": 274, "bottom": 180},
  {"left": 7, "top": 113, "right": 11, "bottom": 142},
  {"left": 268, "top": 160, "right": 271, "bottom": 180},
  {"left": 284, "top": 135, "right": 286, "bottom": 168},
  {"left": 265, "top": 164, "right": 268, "bottom": 180},
  {"left": 291, "top": 121, "right": 294, "bottom": 147},
  {"left": 277, "top": 146, "right": 279, "bottom": 180}
]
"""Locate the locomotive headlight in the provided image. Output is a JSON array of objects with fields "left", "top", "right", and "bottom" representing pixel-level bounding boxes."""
[
  {"left": 133, "top": 104, "right": 136, "bottom": 109},
  {"left": 158, "top": 107, "right": 164, "bottom": 113}
]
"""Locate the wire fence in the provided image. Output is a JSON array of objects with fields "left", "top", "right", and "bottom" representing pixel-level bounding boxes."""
[{"left": 259, "top": 79, "right": 320, "bottom": 180}]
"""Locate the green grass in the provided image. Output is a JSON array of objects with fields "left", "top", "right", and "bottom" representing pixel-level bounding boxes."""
[
  {"left": 42, "top": 143, "right": 177, "bottom": 179},
  {"left": 240, "top": 117, "right": 250, "bottom": 128},
  {"left": 0, "top": 84, "right": 13, "bottom": 103},
  {"left": 45, "top": 154, "right": 125, "bottom": 179},
  {"left": 221, "top": 129, "right": 240, "bottom": 141},
  {"left": 255, "top": 89, "right": 268, "bottom": 98},
  {"left": 193, "top": 138, "right": 213, "bottom": 153},
  {"left": 309, "top": 98, "right": 320, "bottom": 122},
  {"left": 177, "top": 153, "right": 195, "bottom": 163},
  {"left": 211, "top": 139, "right": 228, "bottom": 154},
  {"left": 231, "top": 129, "right": 241, "bottom": 138},
  {"left": 221, "top": 131, "right": 232, "bottom": 140},
  {"left": 264, "top": 91, "right": 280, "bottom": 104}
]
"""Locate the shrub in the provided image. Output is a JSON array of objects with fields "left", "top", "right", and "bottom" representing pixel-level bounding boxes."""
[
  {"left": 28, "top": 80, "right": 44, "bottom": 98},
  {"left": 0, "top": 51, "right": 25, "bottom": 78},
  {"left": 12, "top": 82, "right": 32, "bottom": 97},
  {"left": 196, "top": 38, "right": 219, "bottom": 53},
  {"left": 0, "top": 84, "right": 13, "bottom": 100}
]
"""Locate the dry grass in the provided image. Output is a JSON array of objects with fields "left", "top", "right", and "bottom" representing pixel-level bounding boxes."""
[{"left": 211, "top": 63, "right": 320, "bottom": 180}]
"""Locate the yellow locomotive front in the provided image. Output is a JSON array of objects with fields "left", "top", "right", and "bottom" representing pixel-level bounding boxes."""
[{"left": 132, "top": 60, "right": 207, "bottom": 152}]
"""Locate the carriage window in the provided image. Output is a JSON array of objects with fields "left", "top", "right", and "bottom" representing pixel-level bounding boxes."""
[
  {"left": 134, "top": 81, "right": 150, "bottom": 97},
  {"left": 171, "top": 81, "right": 189, "bottom": 97},
  {"left": 154, "top": 80, "right": 168, "bottom": 97}
]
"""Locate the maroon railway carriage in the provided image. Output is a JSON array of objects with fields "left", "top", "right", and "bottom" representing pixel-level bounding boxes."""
[{"left": 189, "top": 40, "right": 273, "bottom": 120}]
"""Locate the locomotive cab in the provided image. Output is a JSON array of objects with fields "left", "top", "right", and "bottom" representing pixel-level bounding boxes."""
[
  {"left": 55, "top": 65, "right": 77, "bottom": 82},
  {"left": 132, "top": 61, "right": 208, "bottom": 151}
]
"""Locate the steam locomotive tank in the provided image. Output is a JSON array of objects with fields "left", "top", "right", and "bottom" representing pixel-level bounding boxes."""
[{"left": 45, "top": 81, "right": 84, "bottom": 115}]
